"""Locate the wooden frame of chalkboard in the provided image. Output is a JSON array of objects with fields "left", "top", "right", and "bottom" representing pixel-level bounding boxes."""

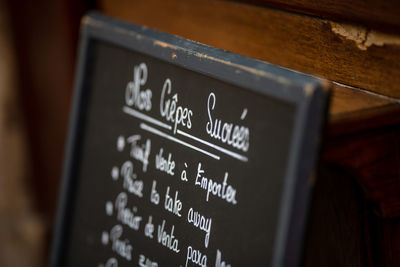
[{"left": 50, "top": 12, "right": 329, "bottom": 267}]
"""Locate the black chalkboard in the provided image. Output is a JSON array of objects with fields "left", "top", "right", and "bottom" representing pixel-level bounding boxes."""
[{"left": 50, "top": 13, "right": 329, "bottom": 267}]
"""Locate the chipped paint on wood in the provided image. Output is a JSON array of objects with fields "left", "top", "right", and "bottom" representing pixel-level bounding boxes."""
[
  {"left": 154, "top": 40, "right": 177, "bottom": 49},
  {"left": 82, "top": 16, "right": 104, "bottom": 32},
  {"left": 84, "top": 16, "right": 144, "bottom": 40},
  {"left": 87, "top": 16, "right": 295, "bottom": 86},
  {"left": 304, "top": 83, "right": 316, "bottom": 97},
  {"left": 330, "top": 22, "right": 400, "bottom": 50},
  {"left": 365, "top": 31, "right": 400, "bottom": 49},
  {"left": 153, "top": 39, "right": 292, "bottom": 85},
  {"left": 194, "top": 52, "right": 292, "bottom": 85}
]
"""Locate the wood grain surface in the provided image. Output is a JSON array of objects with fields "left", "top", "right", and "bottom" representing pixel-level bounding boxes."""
[
  {"left": 100, "top": 0, "right": 400, "bottom": 99},
  {"left": 323, "top": 126, "right": 400, "bottom": 219},
  {"left": 303, "top": 164, "right": 365, "bottom": 267},
  {"left": 322, "top": 126, "right": 400, "bottom": 266},
  {"left": 238, "top": 0, "right": 400, "bottom": 33}
]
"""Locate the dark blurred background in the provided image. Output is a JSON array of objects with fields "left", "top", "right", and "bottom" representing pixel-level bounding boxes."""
[{"left": 0, "top": 0, "right": 93, "bottom": 265}]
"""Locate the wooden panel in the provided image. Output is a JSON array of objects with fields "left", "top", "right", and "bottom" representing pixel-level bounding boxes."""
[
  {"left": 323, "top": 126, "right": 400, "bottom": 218},
  {"left": 329, "top": 84, "right": 394, "bottom": 116},
  {"left": 239, "top": 0, "right": 400, "bottom": 33},
  {"left": 100, "top": 0, "right": 400, "bottom": 99},
  {"left": 303, "top": 164, "right": 365, "bottom": 267},
  {"left": 327, "top": 83, "right": 400, "bottom": 134},
  {"left": 370, "top": 217, "right": 400, "bottom": 266},
  {"left": 327, "top": 103, "right": 400, "bottom": 136},
  {"left": 321, "top": 123, "right": 400, "bottom": 266}
]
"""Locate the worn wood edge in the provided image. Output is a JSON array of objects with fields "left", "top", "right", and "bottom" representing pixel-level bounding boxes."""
[
  {"left": 327, "top": 81, "right": 400, "bottom": 134},
  {"left": 237, "top": 0, "right": 400, "bottom": 34},
  {"left": 327, "top": 103, "right": 400, "bottom": 136},
  {"left": 100, "top": 0, "right": 400, "bottom": 99},
  {"left": 329, "top": 83, "right": 396, "bottom": 116}
]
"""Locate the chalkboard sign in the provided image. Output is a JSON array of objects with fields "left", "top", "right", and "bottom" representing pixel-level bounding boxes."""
[{"left": 50, "top": 13, "right": 329, "bottom": 267}]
